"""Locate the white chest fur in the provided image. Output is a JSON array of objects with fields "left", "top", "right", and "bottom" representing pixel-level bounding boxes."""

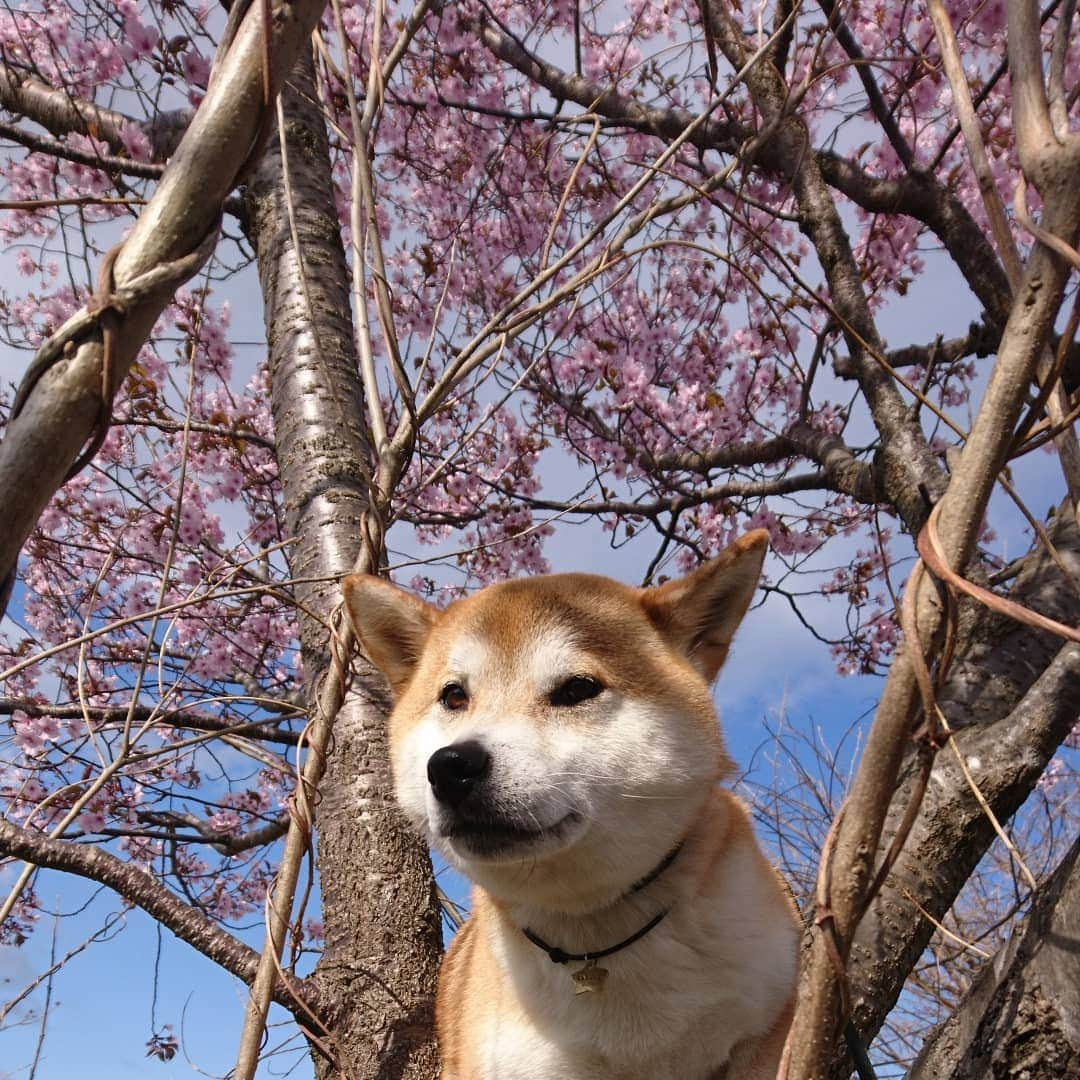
[{"left": 470, "top": 847, "right": 798, "bottom": 1080}]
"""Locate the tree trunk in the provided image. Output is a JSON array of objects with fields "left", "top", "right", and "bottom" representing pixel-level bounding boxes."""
[
  {"left": 0, "top": 0, "right": 328, "bottom": 602},
  {"left": 244, "top": 49, "right": 441, "bottom": 1078},
  {"left": 836, "top": 511, "right": 1080, "bottom": 1076},
  {"left": 909, "top": 834, "right": 1080, "bottom": 1078}
]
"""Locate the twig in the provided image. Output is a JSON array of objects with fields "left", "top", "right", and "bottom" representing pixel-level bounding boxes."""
[
  {"left": 0, "top": 910, "right": 126, "bottom": 1026},
  {"left": 897, "top": 887, "right": 992, "bottom": 959},
  {"left": 0, "top": 817, "right": 333, "bottom": 1020},
  {"left": 937, "top": 707, "right": 1039, "bottom": 892},
  {"left": 927, "top": 0, "right": 1022, "bottom": 287},
  {"left": 27, "top": 910, "right": 59, "bottom": 1080}
]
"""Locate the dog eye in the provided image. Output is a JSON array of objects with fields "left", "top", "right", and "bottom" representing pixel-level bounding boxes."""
[
  {"left": 549, "top": 675, "right": 603, "bottom": 707},
  {"left": 440, "top": 682, "right": 469, "bottom": 711}
]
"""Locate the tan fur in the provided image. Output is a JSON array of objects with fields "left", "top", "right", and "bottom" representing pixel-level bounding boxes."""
[{"left": 342, "top": 531, "right": 800, "bottom": 1079}]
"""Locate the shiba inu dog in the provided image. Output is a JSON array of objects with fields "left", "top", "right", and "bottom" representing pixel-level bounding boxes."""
[{"left": 342, "top": 530, "right": 799, "bottom": 1079}]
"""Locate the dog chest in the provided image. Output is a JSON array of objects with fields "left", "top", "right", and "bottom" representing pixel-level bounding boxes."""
[
  {"left": 466, "top": 1007, "right": 732, "bottom": 1080},
  {"left": 468, "top": 908, "right": 791, "bottom": 1080}
]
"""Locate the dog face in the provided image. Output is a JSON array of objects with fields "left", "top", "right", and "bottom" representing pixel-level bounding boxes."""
[{"left": 342, "top": 532, "right": 767, "bottom": 912}]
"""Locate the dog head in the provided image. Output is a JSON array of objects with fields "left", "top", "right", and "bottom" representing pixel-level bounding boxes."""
[{"left": 341, "top": 531, "right": 767, "bottom": 913}]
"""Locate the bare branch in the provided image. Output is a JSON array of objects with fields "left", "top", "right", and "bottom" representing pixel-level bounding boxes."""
[
  {"left": 0, "top": 817, "right": 334, "bottom": 1021},
  {"left": 833, "top": 322, "right": 1000, "bottom": 380},
  {"left": 515, "top": 469, "right": 834, "bottom": 519},
  {"left": 794, "top": 168, "right": 1080, "bottom": 1080},
  {"left": 0, "top": 119, "right": 163, "bottom": 180},
  {"left": 844, "top": 511, "right": 1080, "bottom": 1061},
  {"left": 705, "top": 0, "right": 949, "bottom": 532},
  {"left": 909, "top": 833, "right": 1080, "bottom": 1077},
  {"left": 130, "top": 809, "right": 291, "bottom": 854},
  {"left": 647, "top": 435, "right": 794, "bottom": 473},
  {"left": 0, "top": 698, "right": 301, "bottom": 746},
  {"left": 817, "top": 0, "right": 915, "bottom": 170},
  {"left": 1008, "top": 0, "right": 1060, "bottom": 176},
  {"left": 0, "top": 62, "right": 190, "bottom": 160},
  {"left": 816, "top": 153, "right": 1013, "bottom": 327},
  {"left": 467, "top": 9, "right": 747, "bottom": 154},
  {"left": 115, "top": 415, "right": 276, "bottom": 451},
  {"left": 0, "top": 65, "right": 137, "bottom": 150},
  {"left": 784, "top": 422, "right": 877, "bottom": 504},
  {"left": 928, "top": 0, "right": 1023, "bottom": 288}
]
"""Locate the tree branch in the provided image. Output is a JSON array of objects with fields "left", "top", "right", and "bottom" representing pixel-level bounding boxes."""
[
  {"left": 0, "top": 62, "right": 190, "bottom": 161},
  {"left": 127, "top": 809, "right": 291, "bottom": 855},
  {"left": 0, "top": 0, "right": 332, "bottom": 610},
  {"left": 816, "top": 0, "right": 915, "bottom": 170},
  {"left": 817, "top": 154, "right": 1013, "bottom": 327},
  {"left": 704, "top": 0, "right": 948, "bottom": 532},
  {"left": 647, "top": 435, "right": 794, "bottom": 473},
  {"left": 463, "top": 8, "right": 748, "bottom": 154},
  {"left": 803, "top": 156, "right": 1080, "bottom": 1078},
  {"left": 115, "top": 414, "right": 276, "bottom": 451},
  {"left": 471, "top": 2, "right": 1039, "bottom": 539},
  {"left": 833, "top": 321, "right": 1000, "bottom": 380},
  {"left": 784, "top": 422, "right": 877, "bottom": 504},
  {"left": 0, "top": 698, "right": 301, "bottom": 746},
  {"left": 0, "top": 119, "right": 163, "bottom": 180},
  {"left": 0, "top": 816, "right": 335, "bottom": 1021},
  {"left": 536, "top": 379, "right": 877, "bottom": 503},
  {"left": 844, "top": 510, "right": 1080, "bottom": 1063},
  {"left": 513, "top": 469, "right": 834, "bottom": 519},
  {"left": 834, "top": 321, "right": 1080, "bottom": 401}
]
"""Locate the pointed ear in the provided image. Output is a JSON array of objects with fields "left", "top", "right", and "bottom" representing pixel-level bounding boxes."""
[
  {"left": 641, "top": 530, "right": 768, "bottom": 682},
  {"left": 341, "top": 574, "right": 437, "bottom": 695}
]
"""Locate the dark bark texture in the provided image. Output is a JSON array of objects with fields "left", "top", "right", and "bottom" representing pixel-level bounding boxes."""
[
  {"left": 244, "top": 50, "right": 441, "bottom": 1078},
  {"left": 824, "top": 513, "right": 1080, "bottom": 1076},
  {"left": 910, "top": 834, "right": 1080, "bottom": 1079}
]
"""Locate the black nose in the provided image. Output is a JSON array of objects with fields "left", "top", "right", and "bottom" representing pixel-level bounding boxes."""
[{"left": 427, "top": 740, "right": 491, "bottom": 806}]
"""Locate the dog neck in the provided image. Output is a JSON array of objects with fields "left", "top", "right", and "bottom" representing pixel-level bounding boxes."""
[
  {"left": 519, "top": 841, "right": 685, "bottom": 965},
  {"left": 493, "top": 791, "right": 730, "bottom": 960}
]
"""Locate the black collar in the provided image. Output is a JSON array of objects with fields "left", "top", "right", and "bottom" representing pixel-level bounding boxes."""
[{"left": 521, "top": 841, "right": 684, "bottom": 965}]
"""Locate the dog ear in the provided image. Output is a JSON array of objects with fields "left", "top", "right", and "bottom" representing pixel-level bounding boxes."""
[
  {"left": 641, "top": 529, "right": 768, "bottom": 682},
  {"left": 341, "top": 574, "right": 437, "bottom": 695}
]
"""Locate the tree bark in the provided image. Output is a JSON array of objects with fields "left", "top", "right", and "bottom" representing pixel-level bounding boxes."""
[
  {"left": 835, "top": 511, "right": 1080, "bottom": 1076},
  {"left": 244, "top": 49, "right": 441, "bottom": 1078},
  {"left": 0, "top": 0, "right": 329, "bottom": 603},
  {"left": 909, "top": 834, "right": 1080, "bottom": 1079}
]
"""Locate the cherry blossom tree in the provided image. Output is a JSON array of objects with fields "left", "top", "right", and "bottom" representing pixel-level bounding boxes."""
[{"left": 0, "top": 0, "right": 1078, "bottom": 1077}]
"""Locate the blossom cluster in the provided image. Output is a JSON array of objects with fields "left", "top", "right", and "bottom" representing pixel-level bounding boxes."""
[{"left": 1, "top": 0, "right": 1073, "bottom": 957}]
